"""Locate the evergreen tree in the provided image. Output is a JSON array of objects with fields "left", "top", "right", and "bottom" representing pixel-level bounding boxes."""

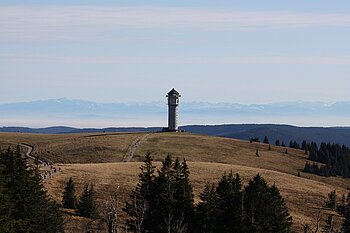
[
  {"left": 243, "top": 174, "right": 292, "bottom": 233},
  {"left": 195, "top": 184, "right": 218, "bottom": 233},
  {"left": 302, "top": 140, "right": 308, "bottom": 150},
  {"left": 275, "top": 140, "right": 281, "bottom": 146},
  {"left": 124, "top": 153, "right": 155, "bottom": 232},
  {"left": 289, "top": 141, "right": 294, "bottom": 148},
  {"left": 216, "top": 172, "right": 243, "bottom": 233},
  {"left": 62, "top": 178, "right": 77, "bottom": 209},
  {"left": 263, "top": 136, "right": 269, "bottom": 144},
  {"left": 152, "top": 154, "right": 175, "bottom": 232},
  {"left": 267, "top": 185, "right": 292, "bottom": 233},
  {"left": 149, "top": 155, "right": 195, "bottom": 232},
  {"left": 133, "top": 154, "right": 196, "bottom": 233},
  {"left": 0, "top": 147, "right": 64, "bottom": 233},
  {"left": 76, "top": 184, "right": 97, "bottom": 218},
  {"left": 325, "top": 190, "right": 337, "bottom": 210},
  {"left": 173, "top": 158, "right": 195, "bottom": 230}
]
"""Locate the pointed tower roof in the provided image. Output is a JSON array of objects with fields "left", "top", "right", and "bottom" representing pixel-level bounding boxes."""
[{"left": 167, "top": 88, "right": 180, "bottom": 96}]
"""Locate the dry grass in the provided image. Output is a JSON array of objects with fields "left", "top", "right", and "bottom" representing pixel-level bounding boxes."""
[
  {"left": 46, "top": 162, "right": 350, "bottom": 233},
  {"left": 0, "top": 132, "right": 141, "bottom": 163},
  {"left": 2, "top": 131, "right": 350, "bottom": 232}
]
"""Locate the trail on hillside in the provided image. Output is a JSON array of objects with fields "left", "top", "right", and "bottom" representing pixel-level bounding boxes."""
[
  {"left": 123, "top": 133, "right": 150, "bottom": 162},
  {"left": 6, "top": 142, "right": 60, "bottom": 182}
]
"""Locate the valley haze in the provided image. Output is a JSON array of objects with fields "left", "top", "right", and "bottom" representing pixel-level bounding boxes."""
[
  {"left": 1, "top": 98, "right": 350, "bottom": 147},
  {"left": 1, "top": 98, "right": 350, "bottom": 128}
]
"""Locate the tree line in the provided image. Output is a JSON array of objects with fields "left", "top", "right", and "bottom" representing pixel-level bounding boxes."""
[
  {"left": 303, "top": 142, "right": 350, "bottom": 178},
  {"left": 249, "top": 136, "right": 350, "bottom": 179},
  {"left": 123, "top": 153, "right": 292, "bottom": 233},
  {"left": 250, "top": 136, "right": 303, "bottom": 149},
  {"left": 61, "top": 154, "right": 293, "bottom": 233}
]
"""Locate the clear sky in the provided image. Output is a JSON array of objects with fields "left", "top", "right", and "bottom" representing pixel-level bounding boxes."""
[{"left": 1, "top": 0, "right": 350, "bottom": 104}]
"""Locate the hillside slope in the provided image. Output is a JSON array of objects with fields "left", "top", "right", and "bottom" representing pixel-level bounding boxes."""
[
  {"left": 45, "top": 162, "right": 348, "bottom": 233},
  {"left": 1, "top": 131, "right": 350, "bottom": 232},
  {"left": 2, "top": 124, "right": 350, "bottom": 146},
  {"left": 182, "top": 124, "right": 350, "bottom": 147}
]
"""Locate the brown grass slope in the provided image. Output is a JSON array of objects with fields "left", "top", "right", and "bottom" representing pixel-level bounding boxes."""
[
  {"left": 1, "top": 131, "right": 350, "bottom": 232},
  {"left": 0, "top": 132, "right": 142, "bottom": 163}
]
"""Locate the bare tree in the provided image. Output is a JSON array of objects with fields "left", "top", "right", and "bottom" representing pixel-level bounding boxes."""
[
  {"left": 164, "top": 213, "right": 187, "bottom": 233},
  {"left": 131, "top": 196, "right": 148, "bottom": 233},
  {"left": 303, "top": 208, "right": 323, "bottom": 233},
  {"left": 103, "top": 195, "right": 118, "bottom": 233}
]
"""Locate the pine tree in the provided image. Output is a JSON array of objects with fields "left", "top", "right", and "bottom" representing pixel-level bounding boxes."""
[
  {"left": 302, "top": 140, "right": 308, "bottom": 150},
  {"left": 124, "top": 153, "right": 155, "bottom": 232},
  {"left": 62, "top": 178, "right": 77, "bottom": 209},
  {"left": 275, "top": 140, "right": 281, "bottom": 146},
  {"left": 0, "top": 147, "right": 64, "bottom": 233},
  {"left": 195, "top": 184, "right": 218, "bottom": 233},
  {"left": 263, "top": 136, "right": 269, "bottom": 144},
  {"left": 77, "top": 184, "right": 97, "bottom": 218},
  {"left": 149, "top": 154, "right": 175, "bottom": 232},
  {"left": 267, "top": 185, "right": 292, "bottom": 233},
  {"left": 132, "top": 154, "right": 195, "bottom": 233},
  {"left": 173, "top": 158, "right": 195, "bottom": 231},
  {"left": 325, "top": 190, "right": 337, "bottom": 210},
  {"left": 243, "top": 174, "right": 292, "bottom": 233},
  {"left": 216, "top": 172, "right": 243, "bottom": 233}
]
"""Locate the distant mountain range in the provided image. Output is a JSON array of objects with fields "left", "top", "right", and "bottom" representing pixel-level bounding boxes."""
[
  {"left": 1, "top": 124, "right": 350, "bottom": 147},
  {"left": 1, "top": 98, "right": 350, "bottom": 117},
  {"left": 1, "top": 98, "right": 350, "bottom": 146}
]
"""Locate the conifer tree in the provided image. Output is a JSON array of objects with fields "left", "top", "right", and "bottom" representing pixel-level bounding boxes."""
[
  {"left": 275, "top": 140, "right": 281, "bottom": 146},
  {"left": 325, "top": 190, "right": 337, "bottom": 210},
  {"left": 0, "top": 147, "right": 64, "bottom": 233},
  {"left": 195, "top": 184, "right": 218, "bottom": 233},
  {"left": 62, "top": 178, "right": 77, "bottom": 209},
  {"left": 137, "top": 154, "right": 195, "bottom": 233},
  {"left": 173, "top": 158, "right": 195, "bottom": 231},
  {"left": 148, "top": 154, "right": 175, "bottom": 232},
  {"left": 216, "top": 172, "right": 243, "bottom": 233},
  {"left": 77, "top": 184, "right": 97, "bottom": 218},
  {"left": 263, "top": 136, "right": 269, "bottom": 144},
  {"left": 243, "top": 174, "right": 291, "bottom": 233},
  {"left": 124, "top": 153, "right": 155, "bottom": 232},
  {"left": 267, "top": 185, "right": 292, "bottom": 233}
]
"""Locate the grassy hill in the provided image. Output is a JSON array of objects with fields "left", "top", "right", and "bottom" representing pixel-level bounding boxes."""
[{"left": 1, "top": 131, "right": 349, "bottom": 232}]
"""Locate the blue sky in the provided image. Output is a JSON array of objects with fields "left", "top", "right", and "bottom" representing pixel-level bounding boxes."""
[{"left": 1, "top": 0, "right": 350, "bottom": 105}]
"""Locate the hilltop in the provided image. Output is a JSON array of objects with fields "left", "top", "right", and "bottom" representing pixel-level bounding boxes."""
[
  {"left": 2, "top": 123, "right": 350, "bottom": 147},
  {"left": 1, "top": 131, "right": 349, "bottom": 232}
]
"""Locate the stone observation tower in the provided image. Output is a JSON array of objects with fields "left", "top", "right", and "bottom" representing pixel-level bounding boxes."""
[{"left": 166, "top": 88, "right": 181, "bottom": 131}]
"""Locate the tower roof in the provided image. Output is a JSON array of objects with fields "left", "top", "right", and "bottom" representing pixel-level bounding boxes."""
[{"left": 167, "top": 88, "right": 180, "bottom": 96}]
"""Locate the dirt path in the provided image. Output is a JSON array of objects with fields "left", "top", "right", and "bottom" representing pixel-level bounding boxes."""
[
  {"left": 6, "top": 142, "right": 60, "bottom": 182},
  {"left": 123, "top": 133, "right": 151, "bottom": 162}
]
